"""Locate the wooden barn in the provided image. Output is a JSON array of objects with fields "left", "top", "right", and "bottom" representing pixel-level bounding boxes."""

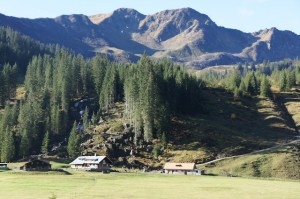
[
  {"left": 20, "top": 159, "right": 51, "bottom": 171},
  {"left": 69, "top": 155, "right": 112, "bottom": 172},
  {"left": 163, "top": 163, "right": 204, "bottom": 175}
]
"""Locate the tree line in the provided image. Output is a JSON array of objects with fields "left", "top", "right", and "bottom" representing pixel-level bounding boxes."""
[
  {"left": 200, "top": 60, "right": 300, "bottom": 98},
  {"left": 0, "top": 26, "right": 56, "bottom": 74}
]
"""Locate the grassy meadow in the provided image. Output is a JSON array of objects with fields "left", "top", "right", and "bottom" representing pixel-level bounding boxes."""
[
  {"left": 202, "top": 144, "right": 300, "bottom": 179},
  {"left": 0, "top": 171, "right": 300, "bottom": 199}
]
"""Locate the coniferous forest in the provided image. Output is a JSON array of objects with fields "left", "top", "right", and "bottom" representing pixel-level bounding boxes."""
[
  {"left": 1, "top": 27, "right": 300, "bottom": 162},
  {"left": 0, "top": 27, "right": 205, "bottom": 161}
]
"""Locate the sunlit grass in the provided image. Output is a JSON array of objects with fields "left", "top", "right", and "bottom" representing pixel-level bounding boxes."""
[{"left": 0, "top": 172, "right": 299, "bottom": 199}]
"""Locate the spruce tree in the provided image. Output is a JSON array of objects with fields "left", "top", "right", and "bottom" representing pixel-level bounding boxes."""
[
  {"left": 91, "top": 112, "right": 97, "bottom": 125},
  {"left": 245, "top": 72, "right": 258, "bottom": 96},
  {"left": 161, "top": 132, "right": 167, "bottom": 147},
  {"left": 19, "top": 129, "right": 30, "bottom": 158},
  {"left": 233, "top": 86, "right": 240, "bottom": 99},
  {"left": 41, "top": 131, "right": 49, "bottom": 155},
  {"left": 238, "top": 80, "right": 246, "bottom": 96},
  {"left": 279, "top": 71, "right": 287, "bottom": 91},
  {"left": 230, "top": 70, "right": 241, "bottom": 90},
  {"left": 287, "top": 69, "right": 296, "bottom": 90},
  {"left": 1, "top": 128, "right": 15, "bottom": 162},
  {"left": 82, "top": 106, "right": 89, "bottom": 129},
  {"left": 260, "top": 76, "right": 271, "bottom": 97},
  {"left": 0, "top": 73, "right": 4, "bottom": 106},
  {"left": 67, "top": 122, "right": 81, "bottom": 158}
]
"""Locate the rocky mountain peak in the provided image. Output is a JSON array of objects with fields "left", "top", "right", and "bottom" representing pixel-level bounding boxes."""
[
  {"left": 0, "top": 8, "right": 299, "bottom": 68},
  {"left": 111, "top": 8, "right": 145, "bottom": 21},
  {"left": 155, "top": 7, "right": 216, "bottom": 27},
  {"left": 55, "top": 14, "right": 93, "bottom": 26}
]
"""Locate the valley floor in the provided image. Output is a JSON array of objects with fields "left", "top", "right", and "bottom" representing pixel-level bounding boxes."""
[{"left": 0, "top": 171, "right": 299, "bottom": 199}]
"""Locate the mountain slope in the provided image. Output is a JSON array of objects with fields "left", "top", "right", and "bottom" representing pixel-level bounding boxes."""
[{"left": 1, "top": 8, "right": 300, "bottom": 68}]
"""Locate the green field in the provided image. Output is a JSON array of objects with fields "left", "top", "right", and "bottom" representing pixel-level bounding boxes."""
[{"left": 0, "top": 171, "right": 299, "bottom": 199}]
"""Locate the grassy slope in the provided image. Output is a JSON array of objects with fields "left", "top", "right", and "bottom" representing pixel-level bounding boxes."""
[
  {"left": 164, "top": 88, "right": 295, "bottom": 163},
  {"left": 202, "top": 143, "right": 300, "bottom": 179},
  {"left": 0, "top": 171, "right": 299, "bottom": 199},
  {"left": 278, "top": 86, "right": 300, "bottom": 130},
  {"left": 201, "top": 87, "right": 300, "bottom": 179}
]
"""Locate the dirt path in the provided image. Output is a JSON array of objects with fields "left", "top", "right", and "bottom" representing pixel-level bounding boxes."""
[{"left": 198, "top": 138, "right": 300, "bottom": 166}]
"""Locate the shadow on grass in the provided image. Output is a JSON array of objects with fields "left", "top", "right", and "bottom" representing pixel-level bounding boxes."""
[{"left": 51, "top": 169, "right": 72, "bottom": 175}]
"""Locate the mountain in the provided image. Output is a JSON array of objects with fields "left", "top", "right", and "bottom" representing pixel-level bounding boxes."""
[{"left": 1, "top": 8, "right": 300, "bottom": 68}]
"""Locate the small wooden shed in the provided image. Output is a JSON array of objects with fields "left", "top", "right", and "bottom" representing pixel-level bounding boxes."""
[{"left": 20, "top": 159, "right": 51, "bottom": 171}]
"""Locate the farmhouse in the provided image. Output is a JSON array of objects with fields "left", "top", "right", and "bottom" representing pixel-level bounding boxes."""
[
  {"left": 20, "top": 159, "right": 51, "bottom": 171},
  {"left": 163, "top": 163, "right": 204, "bottom": 175},
  {"left": 69, "top": 156, "right": 112, "bottom": 172}
]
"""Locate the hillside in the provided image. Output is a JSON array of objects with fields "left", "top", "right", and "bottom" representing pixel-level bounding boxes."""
[
  {"left": 199, "top": 87, "right": 300, "bottom": 179},
  {"left": 80, "top": 87, "right": 297, "bottom": 169},
  {"left": 1, "top": 8, "right": 300, "bottom": 68},
  {"left": 203, "top": 143, "right": 300, "bottom": 179}
]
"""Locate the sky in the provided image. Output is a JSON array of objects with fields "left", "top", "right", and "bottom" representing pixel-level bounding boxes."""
[{"left": 0, "top": 0, "right": 299, "bottom": 34}]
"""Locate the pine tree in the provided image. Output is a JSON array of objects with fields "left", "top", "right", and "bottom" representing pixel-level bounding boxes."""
[
  {"left": 82, "top": 106, "right": 89, "bottom": 129},
  {"left": 91, "top": 112, "right": 97, "bottom": 125},
  {"left": 41, "top": 131, "right": 49, "bottom": 155},
  {"left": 67, "top": 122, "right": 81, "bottom": 158},
  {"left": 260, "top": 76, "right": 271, "bottom": 97},
  {"left": 142, "top": 70, "right": 156, "bottom": 141},
  {"left": 279, "top": 71, "right": 287, "bottom": 91},
  {"left": 238, "top": 80, "right": 246, "bottom": 96},
  {"left": 1, "top": 128, "right": 15, "bottom": 162},
  {"left": 245, "top": 72, "right": 258, "bottom": 95},
  {"left": 19, "top": 129, "right": 30, "bottom": 158},
  {"left": 10, "top": 63, "right": 18, "bottom": 98},
  {"left": 0, "top": 73, "right": 5, "bottom": 106},
  {"left": 92, "top": 55, "right": 107, "bottom": 96},
  {"left": 230, "top": 70, "right": 241, "bottom": 90},
  {"left": 287, "top": 69, "right": 296, "bottom": 90},
  {"left": 233, "top": 86, "right": 240, "bottom": 99},
  {"left": 11, "top": 102, "right": 19, "bottom": 125},
  {"left": 161, "top": 132, "right": 167, "bottom": 147}
]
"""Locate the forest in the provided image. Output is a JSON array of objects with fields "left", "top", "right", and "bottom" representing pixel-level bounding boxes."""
[
  {"left": 0, "top": 27, "right": 205, "bottom": 161},
  {"left": 0, "top": 26, "right": 300, "bottom": 162}
]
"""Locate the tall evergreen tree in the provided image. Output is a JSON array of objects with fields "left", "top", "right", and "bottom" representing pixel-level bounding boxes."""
[
  {"left": 67, "top": 122, "right": 81, "bottom": 158},
  {"left": 260, "top": 76, "right": 271, "bottom": 97},
  {"left": 279, "top": 71, "right": 287, "bottom": 91},
  {"left": 245, "top": 72, "right": 258, "bottom": 96},
  {"left": 82, "top": 106, "right": 89, "bottom": 129},
  {"left": 0, "top": 73, "right": 4, "bottom": 106},
  {"left": 41, "top": 131, "right": 50, "bottom": 155},
  {"left": 1, "top": 128, "right": 15, "bottom": 162},
  {"left": 19, "top": 129, "right": 30, "bottom": 158}
]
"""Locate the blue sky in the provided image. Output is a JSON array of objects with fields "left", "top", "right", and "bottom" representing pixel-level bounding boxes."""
[{"left": 0, "top": 0, "right": 299, "bottom": 34}]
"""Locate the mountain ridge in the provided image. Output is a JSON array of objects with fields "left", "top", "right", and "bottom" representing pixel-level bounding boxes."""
[{"left": 1, "top": 8, "right": 300, "bottom": 68}]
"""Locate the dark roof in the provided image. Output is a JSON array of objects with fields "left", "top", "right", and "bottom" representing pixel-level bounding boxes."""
[
  {"left": 0, "top": 163, "right": 8, "bottom": 166},
  {"left": 21, "top": 159, "right": 51, "bottom": 167}
]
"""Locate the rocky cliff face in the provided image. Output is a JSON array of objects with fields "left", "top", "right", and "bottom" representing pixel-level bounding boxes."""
[{"left": 1, "top": 8, "right": 300, "bottom": 68}]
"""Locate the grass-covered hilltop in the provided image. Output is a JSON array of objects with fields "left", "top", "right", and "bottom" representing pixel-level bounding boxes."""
[{"left": 0, "top": 26, "right": 300, "bottom": 181}]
